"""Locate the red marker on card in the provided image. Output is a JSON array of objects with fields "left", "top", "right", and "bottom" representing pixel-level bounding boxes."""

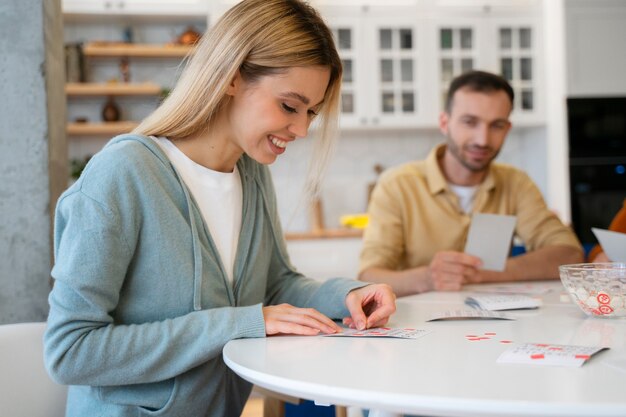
[
  {"left": 500, "top": 340, "right": 513, "bottom": 344},
  {"left": 575, "top": 354, "right": 591, "bottom": 360},
  {"left": 485, "top": 332, "right": 496, "bottom": 336},
  {"left": 530, "top": 354, "right": 545, "bottom": 360}
]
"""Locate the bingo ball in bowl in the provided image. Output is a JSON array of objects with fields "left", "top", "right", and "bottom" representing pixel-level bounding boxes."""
[{"left": 559, "top": 263, "right": 626, "bottom": 318}]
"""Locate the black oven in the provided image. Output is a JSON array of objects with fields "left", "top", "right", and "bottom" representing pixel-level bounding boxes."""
[{"left": 568, "top": 97, "right": 626, "bottom": 246}]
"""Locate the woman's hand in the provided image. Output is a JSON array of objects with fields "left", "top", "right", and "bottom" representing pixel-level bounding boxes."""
[
  {"left": 262, "top": 304, "right": 341, "bottom": 336},
  {"left": 343, "top": 284, "right": 397, "bottom": 330}
]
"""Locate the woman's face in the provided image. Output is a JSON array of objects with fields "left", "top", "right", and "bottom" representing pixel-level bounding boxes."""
[{"left": 225, "top": 65, "right": 331, "bottom": 165}]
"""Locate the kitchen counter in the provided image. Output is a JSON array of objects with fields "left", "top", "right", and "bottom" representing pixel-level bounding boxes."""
[{"left": 284, "top": 228, "right": 363, "bottom": 240}]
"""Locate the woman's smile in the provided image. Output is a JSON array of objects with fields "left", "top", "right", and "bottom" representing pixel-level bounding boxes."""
[{"left": 268, "top": 134, "right": 289, "bottom": 154}]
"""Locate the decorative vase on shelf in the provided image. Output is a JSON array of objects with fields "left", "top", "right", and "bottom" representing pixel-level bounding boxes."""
[
  {"left": 102, "top": 96, "right": 121, "bottom": 122},
  {"left": 177, "top": 26, "right": 202, "bottom": 46}
]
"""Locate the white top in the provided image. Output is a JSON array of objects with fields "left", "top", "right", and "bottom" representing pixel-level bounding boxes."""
[
  {"left": 449, "top": 183, "right": 479, "bottom": 213},
  {"left": 223, "top": 281, "right": 626, "bottom": 417},
  {"left": 153, "top": 137, "right": 242, "bottom": 285}
]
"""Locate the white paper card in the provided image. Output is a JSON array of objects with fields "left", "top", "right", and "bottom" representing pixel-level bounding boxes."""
[
  {"left": 592, "top": 228, "right": 626, "bottom": 262},
  {"left": 426, "top": 309, "right": 514, "bottom": 321},
  {"left": 497, "top": 343, "right": 608, "bottom": 367},
  {"left": 323, "top": 327, "right": 430, "bottom": 339},
  {"left": 468, "top": 282, "right": 553, "bottom": 296},
  {"left": 466, "top": 294, "right": 541, "bottom": 311},
  {"left": 464, "top": 213, "right": 517, "bottom": 271}
]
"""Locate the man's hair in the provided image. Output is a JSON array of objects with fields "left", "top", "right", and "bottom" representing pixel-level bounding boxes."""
[{"left": 444, "top": 70, "right": 514, "bottom": 113}]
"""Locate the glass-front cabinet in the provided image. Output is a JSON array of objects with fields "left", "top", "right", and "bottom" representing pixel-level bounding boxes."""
[
  {"left": 437, "top": 24, "right": 479, "bottom": 109},
  {"left": 208, "top": 1, "right": 543, "bottom": 128},
  {"left": 431, "top": 7, "right": 542, "bottom": 125},
  {"left": 325, "top": 8, "right": 424, "bottom": 129}
]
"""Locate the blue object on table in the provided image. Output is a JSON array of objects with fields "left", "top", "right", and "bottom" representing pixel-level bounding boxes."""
[
  {"left": 511, "top": 245, "right": 526, "bottom": 257},
  {"left": 285, "top": 400, "right": 336, "bottom": 417}
]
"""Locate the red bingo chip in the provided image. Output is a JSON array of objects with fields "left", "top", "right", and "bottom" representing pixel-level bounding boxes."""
[
  {"left": 598, "top": 304, "right": 614, "bottom": 315},
  {"left": 597, "top": 293, "right": 611, "bottom": 305}
]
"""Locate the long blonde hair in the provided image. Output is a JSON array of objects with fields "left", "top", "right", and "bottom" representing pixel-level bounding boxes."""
[{"left": 134, "top": 0, "right": 342, "bottom": 196}]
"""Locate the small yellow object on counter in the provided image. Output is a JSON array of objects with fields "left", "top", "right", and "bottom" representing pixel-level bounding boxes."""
[{"left": 340, "top": 214, "right": 369, "bottom": 229}]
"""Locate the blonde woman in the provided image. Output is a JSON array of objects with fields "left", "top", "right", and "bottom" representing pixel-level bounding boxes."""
[{"left": 44, "top": 1, "right": 396, "bottom": 416}]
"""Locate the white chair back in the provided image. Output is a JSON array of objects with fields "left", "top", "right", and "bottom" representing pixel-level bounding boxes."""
[{"left": 0, "top": 322, "right": 67, "bottom": 417}]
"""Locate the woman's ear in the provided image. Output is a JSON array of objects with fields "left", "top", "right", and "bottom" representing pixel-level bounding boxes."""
[{"left": 226, "top": 71, "right": 242, "bottom": 97}]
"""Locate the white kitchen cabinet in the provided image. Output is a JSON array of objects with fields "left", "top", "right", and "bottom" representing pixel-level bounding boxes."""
[
  {"left": 209, "top": 1, "right": 543, "bottom": 128},
  {"left": 324, "top": 6, "right": 427, "bottom": 129},
  {"left": 426, "top": 0, "right": 538, "bottom": 11},
  {"left": 429, "top": 3, "right": 543, "bottom": 125},
  {"left": 63, "top": 0, "right": 208, "bottom": 17}
]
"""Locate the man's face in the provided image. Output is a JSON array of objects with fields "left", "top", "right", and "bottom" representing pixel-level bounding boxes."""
[{"left": 439, "top": 87, "right": 512, "bottom": 174}]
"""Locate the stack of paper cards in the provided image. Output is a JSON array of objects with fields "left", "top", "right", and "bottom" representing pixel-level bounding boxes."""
[
  {"left": 323, "top": 327, "right": 430, "bottom": 340},
  {"left": 427, "top": 309, "right": 514, "bottom": 321},
  {"left": 472, "top": 282, "right": 554, "bottom": 296},
  {"left": 497, "top": 343, "right": 608, "bottom": 367},
  {"left": 466, "top": 294, "right": 542, "bottom": 311},
  {"left": 592, "top": 228, "right": 626, "bottom": 262},
  {"left": 464, "top": 213, "right": 517, "bottom": 271}
]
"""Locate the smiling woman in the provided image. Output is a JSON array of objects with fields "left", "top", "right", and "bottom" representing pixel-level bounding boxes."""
[{"left": 43, "top": 1, "right": 396, "bottom": 416}]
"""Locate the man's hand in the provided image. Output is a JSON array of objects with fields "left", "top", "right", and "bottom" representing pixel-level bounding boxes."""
[
  {"left": 427, "top": 251, "right": 482, "bottom": 291},
  {"left": 262, "top": 304, "right": 342, "bottom": 336},
  {"left": 343, "top": 284, "right": 397, "bottom": 330}
]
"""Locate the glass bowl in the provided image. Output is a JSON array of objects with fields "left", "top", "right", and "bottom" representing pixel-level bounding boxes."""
[{"left": 559, "top": 263, "right": 626, "bottom": 318}]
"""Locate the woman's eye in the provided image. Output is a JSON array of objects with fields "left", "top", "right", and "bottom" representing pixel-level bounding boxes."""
[
  {"left": 308, "top": 110, "right": 319, "bottom": 118},
  {"left": 282, "top": 103, "right": 297, "bottom": 114}
]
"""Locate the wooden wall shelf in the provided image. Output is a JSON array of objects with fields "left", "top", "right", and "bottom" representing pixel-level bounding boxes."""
[
  {"left": 67, "top": 121, "right": 139, "bottom": 136},
  {"left": 83, "top": 42, "right": 194, "bottom": 58},
  {"left": 66, "top": 82, "right": 162, "bottom": 96}
]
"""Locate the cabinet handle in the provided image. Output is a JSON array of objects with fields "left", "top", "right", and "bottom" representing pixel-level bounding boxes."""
[
  {"left": 118, "top": 1, "right": 125, "bottom": 9},
  {"left": 104, "top": 1, "right": 112, "bottom": 9},
  {"left": 371, "top": 117, "right": 379, "bottom": 125},
  {"left": 360, "top": 117, "right": 368, "bottom": 125}
]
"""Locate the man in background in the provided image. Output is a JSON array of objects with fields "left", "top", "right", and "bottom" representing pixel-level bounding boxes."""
[{"left": 359, "top": 70, "right": 583, "bottom": 296}]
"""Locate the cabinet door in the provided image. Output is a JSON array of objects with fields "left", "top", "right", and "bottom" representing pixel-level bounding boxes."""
[
  {"left": 63, "top": 0, "right": 208, "bottom": 16},
  {"left": 328, "top": 11, "right": 423, "bottom": 129},
  {"left": 366, "top": 15, "right": 422, "bottom": 128},
  {"left": 327, "top": 16, "right": 365, "bottom": 129},
  {"left": 431, "top": 10, "right": 542, "bottom": 125},
  {"left": 434, "top": 19, "right": 482, "bottom": 112},
  {"left": 426, "top": 0, "right": 539, "bottom": 11},
  {"left": 490, "top": 16, "right": 542, "bottom": 124},
  {"left": 63, "top": 0, "right": 115, "bottom": 14}
]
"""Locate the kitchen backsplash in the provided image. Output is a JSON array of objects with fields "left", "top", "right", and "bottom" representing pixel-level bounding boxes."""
[{"left": 270, "top": 126, "right": 548, "bottom": 232}]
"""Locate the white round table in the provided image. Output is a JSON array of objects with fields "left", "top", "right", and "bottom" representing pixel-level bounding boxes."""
[{"left": 224, "top": 282, "right": 626, "bottom": 417}]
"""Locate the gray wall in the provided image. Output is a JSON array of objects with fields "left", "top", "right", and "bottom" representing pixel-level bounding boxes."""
[{"left": 0, "top": 0, "right": 66, "bottom": 324}]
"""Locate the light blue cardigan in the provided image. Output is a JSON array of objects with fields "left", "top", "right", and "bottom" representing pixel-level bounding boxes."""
[{"left": 44, "top": 134, "right": 364, "bottom": 416}]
